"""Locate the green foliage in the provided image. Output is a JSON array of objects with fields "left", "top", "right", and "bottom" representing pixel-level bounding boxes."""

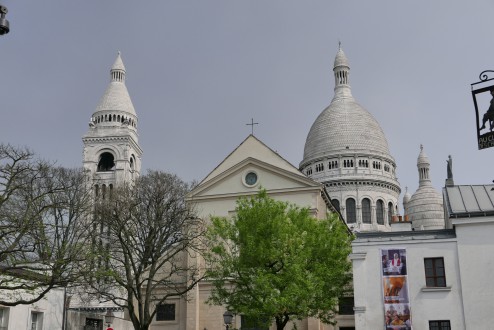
[{"left": 206, "top": 190, "right": 353, "bottom": 330}]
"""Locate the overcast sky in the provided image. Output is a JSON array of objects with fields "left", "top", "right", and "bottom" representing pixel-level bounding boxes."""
[{"left": 1, "top": 1, "right": 493, "bottom": 209}]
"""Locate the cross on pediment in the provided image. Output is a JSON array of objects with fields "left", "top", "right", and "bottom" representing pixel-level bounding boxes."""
[{"left": 246, "top": 118, "right": 259, "bottom": 135}]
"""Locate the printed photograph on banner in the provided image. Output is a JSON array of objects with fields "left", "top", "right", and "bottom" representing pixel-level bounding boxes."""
[
  {"left": 381, "top": 249, "right": 407, "bottom": 276},
  {"left": 384, "top": 303, "right": 411, "bottom": 330},
  {"left": 383, "top": 276, "right": 409, "bottom": 304}
]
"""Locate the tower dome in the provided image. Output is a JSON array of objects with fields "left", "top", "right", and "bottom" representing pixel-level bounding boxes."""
[
  {"left": 301, "top": 47, "right": 391, "bottom": 162},
  {"left": 300, "top": 46, "right": 400, "bottom": 232},
  {"left": 83, "top": 52, "right": 143, "bottom": 187},
  {"left": 407, "top": 145, "right": 445, "bottom": 230},
  {"left": 89, "top": 52, "right": 138, "bottom": 132}
]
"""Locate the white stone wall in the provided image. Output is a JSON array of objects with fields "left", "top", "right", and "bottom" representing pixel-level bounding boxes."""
[
  {"left": 1, "top": 288, "right": 64, "bottom": 330},
  {"left": 352, "top": 233, "right": 465, "bottom": 329},
  {"left": 454, "top": 217, "right": 494, "bottom": 329}
]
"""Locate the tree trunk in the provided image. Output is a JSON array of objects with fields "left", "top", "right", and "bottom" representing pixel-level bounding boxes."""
[{"left": 275, "top": 314, "right": 290, "bottom": 330}]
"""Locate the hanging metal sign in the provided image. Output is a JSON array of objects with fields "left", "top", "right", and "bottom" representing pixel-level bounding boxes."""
[{"left": 471, "top": 70, "right": 494, "bottom": 150}]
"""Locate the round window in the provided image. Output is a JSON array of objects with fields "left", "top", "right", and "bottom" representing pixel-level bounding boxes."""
[{"left": 245, "top": 172, "right": 258, "bottom": 186}]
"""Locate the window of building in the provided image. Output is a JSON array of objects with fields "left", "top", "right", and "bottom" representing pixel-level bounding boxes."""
[
  {"left": 376, "top": 200, "right": 384, "bottom": 225},
  {"left": 31, "top": 312, "right": 43, "bottom": 330},
  {"left": 424, "top": 257, "right": 446, "bottom": 287},
  {"left": 332, "top": 199, "right": 340, "bottom": 213},
  {"left": 328, "top": 160, "right": 339, "bottom": 169},
  {"left": 97, "top": 152, "right": 115, "bottom": 172},
  {"left": 306, "top": 167, "right": 313, "bottom": 176},
  {"left": 156, "top": 303, "right": 175, "bottom": 321},
  {"left": 388, "top": 202, "right": 394, "bottom": 225},
  {"left": 338, "top": 296, "right": 354, "bottom": 315},
  {"left": 0, "top": 308, "right": 8, "bottom": 330},
  {"left": 362, "top": 198, "right": 371, "bottom": 224},
  {"left": 315, "top": 163, "right": 324, "bottom": 172},
  {"left": 358, "top": 159, "right": 368, "bottom": 168},
  {"left": 346, "top": 198, "right": 356, "bottom": 224},
  {"left": 429, "top": 320, "right": 451, "bottom": 330},
  {"left": 343, "top": 159, "right": 354, "bottom": 168},
  {"left": 84, "top": 318, "right": 102, "bottom": 330},
  {"left": 372, "top": 161, "right": 382, "bottom": 169}
]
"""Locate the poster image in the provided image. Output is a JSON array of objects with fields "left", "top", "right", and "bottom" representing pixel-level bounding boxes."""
[
  {"left": 382, "top": 249, "right": 407, "bottom": 276},
  {"left": 381, "top": 248, "right": 411, "bottom": 330},
  {"left": 384, "top": 303, "right": 411, "bottom": 330},
  {"left": 383, "top": 276, "right": 409, "bottom": 304}
]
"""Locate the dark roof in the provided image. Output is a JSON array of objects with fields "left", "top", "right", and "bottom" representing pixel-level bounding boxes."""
[
  {"left": 355, "top": 229, "right": 456, "bottom": 241},
  {"left": 443, "top": 185, "right": 494, "bottom": 218}
]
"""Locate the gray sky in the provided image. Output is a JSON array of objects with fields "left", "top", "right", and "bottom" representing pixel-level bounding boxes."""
[{"left": 1, "top": 1, "right": 493, "bottom": 208}]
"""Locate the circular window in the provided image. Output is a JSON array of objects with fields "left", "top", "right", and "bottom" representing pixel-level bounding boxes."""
[{"left": 245, "top": 172, "right": 258, "bottom": 186}]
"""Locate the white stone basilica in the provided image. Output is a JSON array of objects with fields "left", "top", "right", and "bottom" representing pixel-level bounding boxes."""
[{"left": 73, "top": 48, "right": 452, "bottom": 330}]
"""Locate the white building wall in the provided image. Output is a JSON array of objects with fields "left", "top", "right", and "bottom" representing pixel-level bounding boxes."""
[
  {"left": 454, "top": 217, "right": 494, "bottom": 330},
  {"left": 352, "top": 233, "right": 465, "bottom": 329},
  {"left": 1, "top": 288, "right": 64, "bottom": 330}
]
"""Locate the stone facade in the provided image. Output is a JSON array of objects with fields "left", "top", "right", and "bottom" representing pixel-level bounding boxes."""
[{"left": 82, "top": 52, "right": 143, "bottom": 189}]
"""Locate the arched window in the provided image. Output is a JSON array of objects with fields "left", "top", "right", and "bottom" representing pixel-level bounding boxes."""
[
  {"left": 362, "top": 198, "right": 371, "bottom": 224},
  {"left": 97, "top": 152, "right": 115, "bottom": 172},
  {"left": 94, "top": 184, "right": 99, "bottom": 197},
  {"left": 332, "top": 199, "right": 340, "bottom": 213},
  {"left": 376, "top": 200, "right": 384, "bottom": 225},
  {"left": 346, "top": 198, "right": 356, "bottom": 224},
  {"left": 388, "top": 202, "right": 394, "bottom": 225},
  {"left": 130, "top": 156, "right": 135, "bottom": 171}
]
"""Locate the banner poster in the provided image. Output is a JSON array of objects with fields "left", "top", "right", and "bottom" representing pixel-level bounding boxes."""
[{"left": 381, "top": 248, "right": 412, "bottom": 330}]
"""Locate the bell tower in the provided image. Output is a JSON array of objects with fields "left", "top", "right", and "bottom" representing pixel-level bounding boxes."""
[{"left": 82, "top": 52, "right": 143, "bottom": 190}]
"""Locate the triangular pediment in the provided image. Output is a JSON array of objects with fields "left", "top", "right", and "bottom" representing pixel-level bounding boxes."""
[{"left": 189, "top": 135, "right": 321, "bottom": 199}]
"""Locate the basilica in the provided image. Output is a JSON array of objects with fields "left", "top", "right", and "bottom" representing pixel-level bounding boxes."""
[{"left": 69, "top": 47, "right": 493, "bottom": 330}]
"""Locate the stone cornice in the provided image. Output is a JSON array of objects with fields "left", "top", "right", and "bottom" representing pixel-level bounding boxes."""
[{"left": 324, "top": 179, "right": 401, "bottom": 194}]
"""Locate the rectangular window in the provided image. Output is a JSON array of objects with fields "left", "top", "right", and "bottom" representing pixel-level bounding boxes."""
[
  {"left": 424, "top": 257, "right": 446, "bottom": 287},
  {"left": 429, "top": 320, "right": 451, "bottom": 330},
  {"left": 0, "top": 308, "right": 8, "bottom": 330},
  {"left": 156, "top": 303, "right": 175, "bottom": 321},
  {"left": 84, "top": 318, "right": 102, "bottom": 330},
  {"left": 338, "top": 296, "right": 354, "bottom": 315},
  {"left": 30, "top": 312, "right": 43, "bottom": 330}
]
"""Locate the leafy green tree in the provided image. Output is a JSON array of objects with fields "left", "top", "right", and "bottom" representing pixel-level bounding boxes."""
[{"left": 206, "top": 190, "right": 353, "bottom": 330}]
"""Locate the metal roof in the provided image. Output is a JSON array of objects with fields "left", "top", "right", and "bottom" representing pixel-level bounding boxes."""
[{"left": 443, "top": 185, "right": 494, "bottom": 217}]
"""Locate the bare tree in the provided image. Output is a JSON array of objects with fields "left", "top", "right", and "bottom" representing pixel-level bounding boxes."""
[
  {"left": 0, "top": 144, "right": 93, "bottom": 306},
  {"left": 87, "top": 170, "right": 204, "bottom": 330}
]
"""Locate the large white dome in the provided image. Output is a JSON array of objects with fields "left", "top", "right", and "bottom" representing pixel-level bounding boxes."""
[
  {"left": 301, "top": 47, "right": 393, "bottom": 168},
  {"left": 299, "top": 46, "right": 400, "bottom": 233},
  {"left": 303, "top": 97, "right": 391, "bottom": 162}
]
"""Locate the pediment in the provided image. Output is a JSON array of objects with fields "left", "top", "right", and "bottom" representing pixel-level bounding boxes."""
[{"left": 189, "top": 157, "right": 320, "bottom": 199}]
